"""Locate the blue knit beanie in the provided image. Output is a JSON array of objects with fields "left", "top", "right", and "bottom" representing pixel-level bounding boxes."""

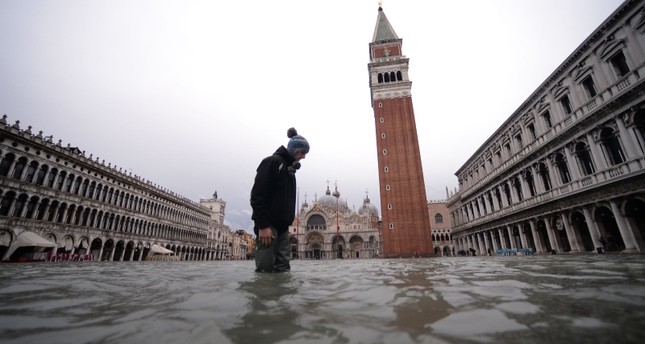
[{"left": 287, "top": 127, "right": 309, "bottom": 155}]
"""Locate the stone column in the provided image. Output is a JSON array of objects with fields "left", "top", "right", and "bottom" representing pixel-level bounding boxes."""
[
  {"left": 543, "top": 217, "right": 561, "bottom": 253},
  {"left": 510, "top": 178, "right": 520, "bottom": 204},
  {"left": 490, "top": 231, "right": 499, "bottom": 252},
  {"left": 506, "top": 225, "right": 516, "bottom": 249},
  {"left": 545, "top": 156, "right": 559, "bottom": 187},
  {"left": 561, "top": 212, "right": 581, "bottom": 252},
  {"left": 587, "top": 132, "right": 608, "bottom": 171},
  {"left": 500, "top": 184, "right": 510, "bottom": 208},
  {"left": 481, "top": 232, "right": 490, "bottom": 255},
  {"left": 581, "top": 206, "right": 603, "bottom": 250},
  {"left": 492, "top": 190, "right": 501, "bottom": 211},
  {"left": 528, "top": 220, "right": 544, "bottom": 253},
  {"left": 564, "top": 144, "right": 582, "bottom": 181},
  {"left": 615, "top": 115, "right": 639, "bottom": 159},
  {"left": 497, "top": 228, "right": 507, "bottom": 249},
  {"left": 520, "top": 171, "right": 532, "bottom": 200},
  {"left": 518, "top": 224, "right": 528, "bottom": 249},
  {"left": 484, "top": 192, "right": 493, "bottom": 214},
  {"left": 610, "top": 200, "right": 639, "bottom": 252}
]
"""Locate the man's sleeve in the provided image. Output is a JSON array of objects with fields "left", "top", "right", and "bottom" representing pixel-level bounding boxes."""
[{"left": 250, "top": 157, "right": 277, "bottom": 230}]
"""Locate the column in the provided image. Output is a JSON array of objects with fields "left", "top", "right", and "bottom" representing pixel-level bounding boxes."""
[
  {"left": 497, "top": 228, "right": 507, "bottom": 249},
  {"left": 528, "top": 220, "right": 544, "bottom": 253},
  {"left": 586, "top": 132, "right": 608, "bottom": 170},
  {"left": 545, "top": 156, "right": 560, "bottom": 187},
  {"left": 561, "top": 212, "right": 581, "bottom": 252},
  {"left": 478, "top": 233, "right": 486, "bottom": 255},
  {"left": 518, "top": 224, "right": 528, "bottom": 249},
  {"left": 581, "top": 206, "right": 602, "bottom": 250},
  {"left": 510, "top": 179, "right": 520, "bottom": 204},
  {"left": 484, "top": 192, "right": 493, "bottom": 213},
  {"left": 610, "top": 200, "right": 639, "bottom": 251},
  {"left": 543, "top": 217, "right": 561, "bottom": 253},
  {"left": 477, "top": 197, "right": 486, "bottom": 216},
  {"left": 506, "top": 225, "right": 516, "bottom": 249},
  {"left": 616, "top": 115, "right": 639, "bottom": 159},
  {"left": 490, "top": 231, "right": 499, "bottom": 252},
  {"left": 564, "top": 144, "right": 582, "bottom": 180},
  {"left": 500, "top": 184, "right": 510, "bottom": 208},
  {"left": 520, "top": 172, "right": 531, "bottom": 200}
]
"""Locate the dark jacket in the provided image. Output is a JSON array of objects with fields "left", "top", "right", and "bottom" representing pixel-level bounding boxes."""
[{"left": 250, "top": 146, "right": 296, "bottom": 235}]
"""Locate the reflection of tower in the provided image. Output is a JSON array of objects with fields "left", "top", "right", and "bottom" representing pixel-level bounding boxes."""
[{"left": 368, "top": 5, "right": 433, "bottom": 257}]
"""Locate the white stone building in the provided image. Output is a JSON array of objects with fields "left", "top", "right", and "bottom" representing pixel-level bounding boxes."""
[
  {"left": 289, "top": 184, "right": 381, "bottom": 259},
  {"left": 447, "top": 0, "right": 645, "bottom": 255}
]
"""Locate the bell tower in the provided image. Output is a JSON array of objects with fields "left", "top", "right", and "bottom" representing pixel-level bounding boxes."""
[{"left": 368, "top": 5, "right": 434, "bottom": 257}]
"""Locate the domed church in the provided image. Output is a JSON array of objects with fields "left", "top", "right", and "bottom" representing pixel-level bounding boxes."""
[{"left": 288, "top": 184, "right": 381, "bottom": 259}]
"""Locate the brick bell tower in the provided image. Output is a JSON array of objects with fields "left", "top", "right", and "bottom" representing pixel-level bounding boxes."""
[{"left": 368, "top": 5, "right": 434, "bottom": 257}]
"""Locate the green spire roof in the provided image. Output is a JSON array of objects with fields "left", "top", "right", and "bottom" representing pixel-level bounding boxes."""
[{"left": 372, "top": 6, "right": 399, "bottom": 43}]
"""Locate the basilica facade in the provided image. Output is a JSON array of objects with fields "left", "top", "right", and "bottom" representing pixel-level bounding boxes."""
[
  {"left": 0, "top": 115, "right": 238, "bottom": 262},
  {"left": 447, "top": 0, "right": 645, "bottom": 255},
  {"left": 288, "top": 184, "right": 381, "bottom": 259}
]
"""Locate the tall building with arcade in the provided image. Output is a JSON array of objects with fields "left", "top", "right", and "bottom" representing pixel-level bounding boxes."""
[{"left": 367, "top": 6, "right": 434, "bottom": 257}]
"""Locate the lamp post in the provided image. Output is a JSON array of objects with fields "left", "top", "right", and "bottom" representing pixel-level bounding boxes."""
[{"left": 333, "top": 182, "right": 340, "bottom": 259}]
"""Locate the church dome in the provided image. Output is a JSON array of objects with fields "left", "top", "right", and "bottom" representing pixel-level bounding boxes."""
[
  {"left": 317, "top": 185, "right": 348, "bottom": 212},
  {"left": 358, "top": 195, "right": 379, "bottom": 217}
]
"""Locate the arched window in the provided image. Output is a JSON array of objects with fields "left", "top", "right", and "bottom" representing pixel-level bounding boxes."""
[
  {"left": 600, "top": 127, "right": 625, "bottom": 166},
  {"left": 306, "top": 214, "right": 326, "bottom": 231},
  {"left": 575, "top": 142, "right": 595, "bottom": 175},
  {"left": 555, "top": 153, "right": 571, "bottom": 184},
  {"left": 12, "top": 157, "right": 27, "bottom": 180},
  {"left": 35, "top": 164, "right": 48, "bottom": 185},
  {"left": 0, "top": 153, "right": 15, "bottom": 176},
  {"left": 512, "top": 176, "right": 523, "bottom": 201},
  {"left": 435, "top": 213, "right": 443, "bottom": 224},
  {"left": 25, "top": 161, "right": 38, "bottom": 183},
  {"left": 635, "top": 109, "right": 645, "bottom": 153},
  {"left": 538, "top": 162, "right": 552, "bottom": 191},
  {"left": 396, "top": 71, "right": 402, "bottom": 81},
  {"left": 525, "top": 169, "right": 536, "bottom": 197}
]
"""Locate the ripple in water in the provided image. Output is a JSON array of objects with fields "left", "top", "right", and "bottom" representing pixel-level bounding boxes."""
[{"left": 0, "top": 255, "right": 644, "bottom": 343}]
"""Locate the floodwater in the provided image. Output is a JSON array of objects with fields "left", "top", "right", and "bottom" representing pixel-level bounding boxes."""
[{"left": 1, "top": 255, "right": 644, "bottom": 344}]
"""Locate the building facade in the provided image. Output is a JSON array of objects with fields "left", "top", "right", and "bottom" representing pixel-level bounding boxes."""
[
  {"left": 447, "top": 0, "right": 645, "bottom": 255},
  {"left": 0, "top": 115, "right": 225, "bottom": 262},
  {"left": 200, "top": 193, "right": 237, "bottom": 260},
  {"left": 429, "top": 200, "right": 454, "bottom": 256},
  {"left": 368, "top": 6, "right": 434, "bottom": 257},
  {"left": 288, "top": 184, "right": 381, "bottom": 259}
]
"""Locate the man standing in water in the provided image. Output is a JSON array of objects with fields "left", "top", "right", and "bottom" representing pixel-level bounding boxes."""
[{"left": 250, "top": 127, "right": 309, "bottom": 272}]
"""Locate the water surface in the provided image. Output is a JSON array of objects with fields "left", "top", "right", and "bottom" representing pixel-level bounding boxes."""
[{"left": 1, "top": 255, "right": 644, "bottom": 343}]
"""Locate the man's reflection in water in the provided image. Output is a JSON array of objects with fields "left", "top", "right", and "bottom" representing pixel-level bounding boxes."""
[{"left": 224, "top": 273, "right": 304, "bottom": 344}]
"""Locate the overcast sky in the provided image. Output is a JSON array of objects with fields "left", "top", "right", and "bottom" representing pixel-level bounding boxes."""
[{"left": 0, "top": 0, "right": 625, "bottom": 232}]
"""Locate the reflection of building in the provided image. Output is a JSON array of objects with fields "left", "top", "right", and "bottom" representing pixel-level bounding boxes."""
[
  {"left": 368, "top": 5, "right": 433, "bottom": 257},
  {"left": 448, "top": 1, "right": 645, "bottom": 255},
  {"left": 289, "top": 184, "right": 381, "bottom": 259},
  {"left": 0, "top": 116, "right": 212, "bottom": 261}
]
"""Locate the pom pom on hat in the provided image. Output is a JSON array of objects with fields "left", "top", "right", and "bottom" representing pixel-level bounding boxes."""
[{"left": 287, "top": 127, "right": 310, "bottom": 154}]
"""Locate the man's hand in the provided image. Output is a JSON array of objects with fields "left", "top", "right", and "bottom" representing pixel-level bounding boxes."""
[{"left": 258, "top": 227, "right": 274, "bottom": 247}]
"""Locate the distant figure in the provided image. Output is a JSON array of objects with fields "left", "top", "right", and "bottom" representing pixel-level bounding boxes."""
[
  {"left": 250, "top": 127, "right": 309, "bottom": 272},
  {"left": 599, "top": 236, "right": 607, "bottom": 250}
]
